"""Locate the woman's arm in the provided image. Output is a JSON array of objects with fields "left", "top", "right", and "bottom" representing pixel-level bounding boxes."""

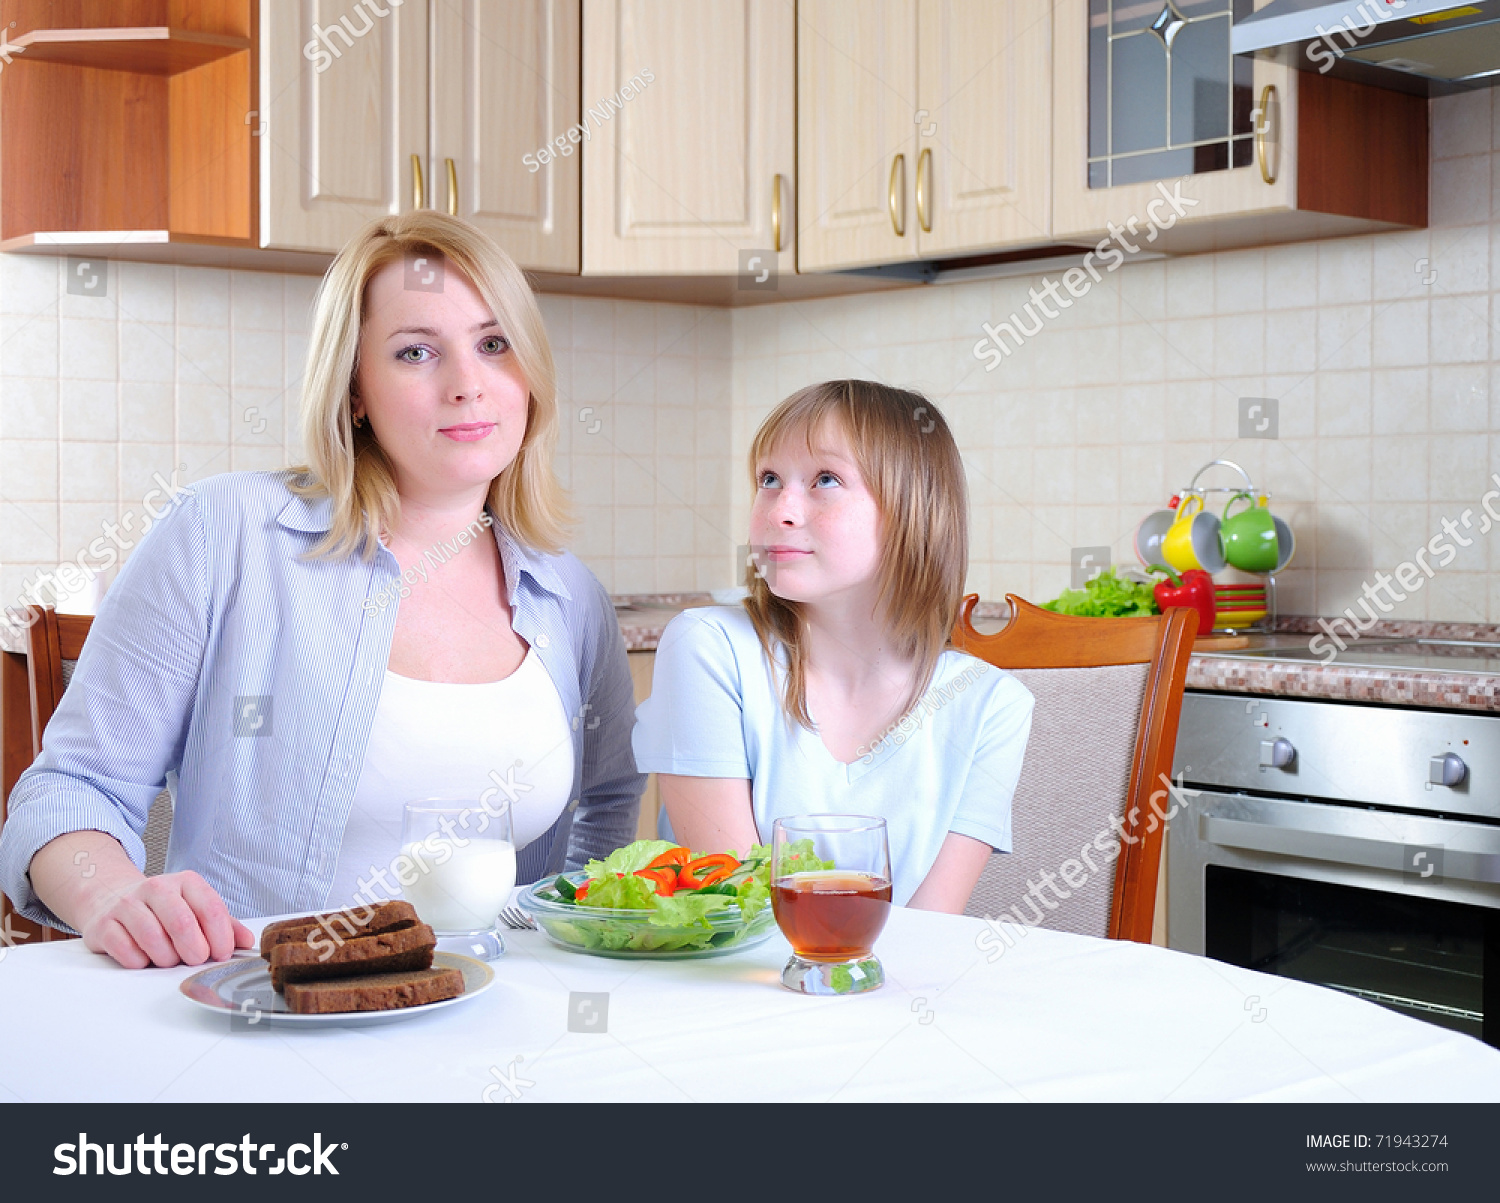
[
  {"left": 29, "top": 831, "right": 252, "bottom": 967},
  {"left": 657, "top": 775, "right": 758, "bottom": 855},
  {"left": 563, "top": 579, "right": 646, "bottom": 867},
  {"left": 906, "top": 831, "right": 993, "bottom": 914}
]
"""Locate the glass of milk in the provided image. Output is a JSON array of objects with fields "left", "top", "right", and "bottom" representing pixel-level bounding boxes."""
[{"left": 401, "top": 798, "right": 518, "bottom": 961}]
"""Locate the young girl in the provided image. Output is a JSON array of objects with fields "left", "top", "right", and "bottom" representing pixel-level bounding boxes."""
[{"left": 632, "top": 380, "right": 1034, "bottom": 912}]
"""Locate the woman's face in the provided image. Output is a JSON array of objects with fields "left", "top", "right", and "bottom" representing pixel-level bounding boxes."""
[{"left": 353, "top": 258, "right": 530, "bottom": 505}]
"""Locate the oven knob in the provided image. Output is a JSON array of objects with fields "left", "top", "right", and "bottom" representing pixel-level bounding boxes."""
[
  {"left": 1429, "top": 753, "right": 1467, "bottom": 787},
  {"left": 1259, "top": 737, "right": 1295, "bottom": 769}
]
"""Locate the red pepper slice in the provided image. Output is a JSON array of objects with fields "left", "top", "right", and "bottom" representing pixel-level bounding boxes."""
[
  {"left": 677, "top": 853, "right": 739, "bottom": 889},
  {"left": 575, "top": 879, "right": 591, "bottom": 900},
  {"left": 645, "top": 847, "right": 692, "bottom": 871},
  {"left": 634, "top": 867, "right": 677, "bottom": 896}
]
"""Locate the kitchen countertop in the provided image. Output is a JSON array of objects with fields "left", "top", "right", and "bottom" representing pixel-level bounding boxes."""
[
  {"left": 616, "top": 597, "right": 1500, "bottom": 715},
  {"left": 10, "top": 597, "right": 1500, "bottom": 714}
]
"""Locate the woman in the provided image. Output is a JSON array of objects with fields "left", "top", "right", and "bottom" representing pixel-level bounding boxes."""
[
  {"left": 0, "top": 212, "right": 643, "bottom": 968},
  {"left": 633, "top": 381, "right": 1033, "bottom": 912}
]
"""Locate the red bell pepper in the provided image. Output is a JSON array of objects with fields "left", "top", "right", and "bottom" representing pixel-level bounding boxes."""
[
  {"left": 644, "top": 847, "right": 691, "bottom": 872},
  {"left": 634, "top": 867, "right": 678, "bottom": 896},
  {"left": 676, "top": 853, "right": 738, "bottom": 890},
  {"left": 1148, "top": 564, "right": 1215, "bottom": 635}
]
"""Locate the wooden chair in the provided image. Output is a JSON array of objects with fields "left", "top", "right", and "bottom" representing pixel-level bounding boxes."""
[
  {"left": 952, "top": 594, "right": 1198, "bottom": 944},
  {"left": 1, "top": 606, "right": 173, "bottom": 945}
]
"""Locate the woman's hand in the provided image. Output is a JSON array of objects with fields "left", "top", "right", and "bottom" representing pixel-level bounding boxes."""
[{"left": 29, "top": 832, "right": 254, "bottom": 968}]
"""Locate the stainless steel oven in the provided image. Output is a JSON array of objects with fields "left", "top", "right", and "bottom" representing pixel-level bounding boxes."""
[{"left": 1170, "top": 690, "right": 1500, "bottom": 1046}]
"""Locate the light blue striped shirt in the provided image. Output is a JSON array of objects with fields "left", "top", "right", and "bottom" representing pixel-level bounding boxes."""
[{"left": 0, "top": 471, "right": 644, "bottom": 930}]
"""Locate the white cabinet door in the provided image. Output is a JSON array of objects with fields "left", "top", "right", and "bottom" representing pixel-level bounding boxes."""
[
  {"left": 915, "top": 0, "right": 1052, "bottom": 256},
  {"left": 582, "top": 0, "right": 795, "bottom": 275},
  {"left": 261, "top": 0, "right": 429, "bottom": 253},
  {"left": 797, "top": 0, "right": 919, "bottom": 272},
  {"left": 431, "top": 0, "right": 581, "bottom": 273}
]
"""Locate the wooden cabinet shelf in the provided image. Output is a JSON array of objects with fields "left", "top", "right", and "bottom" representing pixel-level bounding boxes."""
[
  {"left": 0, "top": 0, "right": 255, "bottom": 250},
  {"left": 11, "top": 26, "right": 250, "bottom": 74}
]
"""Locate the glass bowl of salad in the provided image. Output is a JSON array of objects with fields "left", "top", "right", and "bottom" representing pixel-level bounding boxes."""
[{"left": 522, "top": 839, "right": 781, "bottom": 959}]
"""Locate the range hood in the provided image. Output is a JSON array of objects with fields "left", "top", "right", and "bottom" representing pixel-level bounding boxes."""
[{"left": 1233, "top": 0, "right": 1500, "bottom": 94}]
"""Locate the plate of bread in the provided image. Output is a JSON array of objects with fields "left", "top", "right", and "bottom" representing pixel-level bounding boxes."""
[{"left": 179, "top": 901, "right": 495, "bottom": 1026}]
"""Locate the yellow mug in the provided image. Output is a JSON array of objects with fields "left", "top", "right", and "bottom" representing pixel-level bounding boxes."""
[{"left": 1161, "top": 494, "right": 1209, "bottom": 572}]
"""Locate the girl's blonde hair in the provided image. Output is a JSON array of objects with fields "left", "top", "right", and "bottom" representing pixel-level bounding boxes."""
[
  {"left": 744, "top": 380, "right": 969, "bottom": 729},
  {"left": 289, "top": 211, "right": 570, "bottom": 560}
]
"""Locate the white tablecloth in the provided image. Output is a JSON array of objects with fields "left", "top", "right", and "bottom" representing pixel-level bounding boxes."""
[{"left": 2, "top": 907, "right": 1497, "bottom": 1103}]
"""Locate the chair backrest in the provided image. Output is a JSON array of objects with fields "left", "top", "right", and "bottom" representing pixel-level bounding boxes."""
[
  {"left": 1, "top": 607, "right": 173, "bottom": 945},
  {"left": 952, "top": 594, "right": 1198, "bottom": 944}
]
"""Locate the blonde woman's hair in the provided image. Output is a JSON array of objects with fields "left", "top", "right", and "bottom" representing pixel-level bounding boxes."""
[
  {"left": 289, "top": 211, "right": 570, "bottom": 560},
  {"left": 744, "top": 380, "right": 969, "bottom": 730}
]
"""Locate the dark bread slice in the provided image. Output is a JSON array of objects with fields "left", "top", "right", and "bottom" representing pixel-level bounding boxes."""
[
  {"left": 282, "top": 967, "right": 465, "bottom": 1015},
  {"left": 270, "top": 923, "right": 437, "bottom": 991},
  {"left": 259, "top": 900, "right": 419, "bottom": 959}
]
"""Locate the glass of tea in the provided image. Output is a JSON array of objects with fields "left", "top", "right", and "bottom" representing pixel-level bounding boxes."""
[{"left": 770, "top": 815, "right": 892, "bottom": 995}]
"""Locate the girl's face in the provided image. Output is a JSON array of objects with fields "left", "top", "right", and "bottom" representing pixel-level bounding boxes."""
[
  {"left": 749, "top": 421, "right": 884, "bottom": 609},
  {"left": 353, "top": 258, "right": 531, "bottom": 505}
]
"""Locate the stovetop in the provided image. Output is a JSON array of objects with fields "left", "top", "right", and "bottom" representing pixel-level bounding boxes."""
[{"left": 1201, "top": 636, "right": 1500, "bottom": 676}]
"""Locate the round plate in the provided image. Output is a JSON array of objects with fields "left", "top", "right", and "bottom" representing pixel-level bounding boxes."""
[{"left": 178, "top": 951, "right": 495, "bottom": 1027}]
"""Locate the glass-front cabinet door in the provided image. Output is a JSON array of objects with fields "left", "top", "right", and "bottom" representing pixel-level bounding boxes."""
[{"left": 1054, "top": 0, "right": 1296, "bottom": 242}]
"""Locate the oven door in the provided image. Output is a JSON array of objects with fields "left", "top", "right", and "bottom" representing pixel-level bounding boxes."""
[{"left": 1169, "top": 789, "right": 1500, "bottom": 1046}]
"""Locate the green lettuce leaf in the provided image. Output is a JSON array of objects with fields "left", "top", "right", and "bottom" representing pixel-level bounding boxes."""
[
  {"left": 583, "top": 839, "right": 679, "bottom": 880},
  {"left": 649, "top": 890, "right": 736, "bottom": 927},
  {"left": 1040, "top": 567, "right": 1158, "bottom": 618},
  {"left": 577, "top": 871, "right": 658, "bottom": 910}
]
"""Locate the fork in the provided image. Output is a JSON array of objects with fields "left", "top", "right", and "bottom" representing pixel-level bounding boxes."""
[{"left": 498, "top": 906, "right": 536, "bottom": 931}]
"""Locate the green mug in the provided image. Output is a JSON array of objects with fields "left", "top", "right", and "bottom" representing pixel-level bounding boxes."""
[{"left": 1220, "top": 492, "right": 1278, "bottom": 572}]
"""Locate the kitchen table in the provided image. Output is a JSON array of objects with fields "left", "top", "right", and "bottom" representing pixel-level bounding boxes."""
[{"left": 2, "top": 906, "right": 1497, "bottom": 1103}]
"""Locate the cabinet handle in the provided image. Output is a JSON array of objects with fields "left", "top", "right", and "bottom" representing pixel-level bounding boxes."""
[
  {"left": 772, "top": 173, "right": 784, "bottom": 253},
  {"left": 411, "top": 153, "right": 425, "bottom": 210},
  {"left": 446, "top": 158, "right": 458, "bottom": 216},
  {"left": 916, "top": 148, "right": 932, "bottom": 233},
  {"left": 1255, "top": 84, "right": 1280, "bottom": 186},
  {"left": 888, "top": 154, "right": 906, "bottom": 237}
]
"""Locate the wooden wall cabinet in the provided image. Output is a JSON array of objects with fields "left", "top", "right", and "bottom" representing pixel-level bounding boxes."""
[
  {"left": 0, "top": 0, "right": 259, "bottom": 263},
  {"left": 796, "top": 0, "right": 1052, "bottom": 273},
  {"left": 261, "top": 0, "right": 579, "bottom": 272},
  {"left": 581, "top": 0, "right": 795, "bottom": 276},
  {"left": 1051, "top": 0, "right": 1427, "bottom": 252}
]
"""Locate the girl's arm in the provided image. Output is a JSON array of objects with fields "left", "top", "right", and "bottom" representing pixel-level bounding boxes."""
[
  {"left": 657, "top": 775, "right": 759, "bottom": 855},
  {"left": 906, "top": 831, "right": 993, "bottom": 914}
]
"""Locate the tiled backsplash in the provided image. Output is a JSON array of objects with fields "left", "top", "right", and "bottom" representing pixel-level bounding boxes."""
[
  {"left": 1, "top": 90, "right": 1495, "bottom": 622},
  {"left": 0, "top": 264, "right": 731, "bottom": 608}
]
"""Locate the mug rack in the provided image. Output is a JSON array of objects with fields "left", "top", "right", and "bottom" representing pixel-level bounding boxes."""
[{"left": 1173, "top": 459, "right": 1277, "bottom": 636}]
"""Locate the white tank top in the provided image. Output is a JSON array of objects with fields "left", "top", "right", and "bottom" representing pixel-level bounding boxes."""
[{"left": 327, "top": 649, "right": 575, "bottom": 907}]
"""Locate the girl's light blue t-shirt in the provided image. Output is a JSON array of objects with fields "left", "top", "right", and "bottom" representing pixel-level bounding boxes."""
[{"left": 631, "top": 607, "right": 1035, "bottom": 905}]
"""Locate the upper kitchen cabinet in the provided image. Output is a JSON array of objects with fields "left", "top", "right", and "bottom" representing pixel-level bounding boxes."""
[
  {"left": 263, "top": 0, "right": 580, "bottom": 273},
  {"left": 430, "top": 0, "right": 579, "bottom": 272},
  {"left": 0, "top": 0, "right": 259, "bottom": 262},
  {"left": 1053, "top": 0, "right": 1428, "bottom": 251},
  {"left": 260, "top": 0, "right": 426, "bottom": 256},
  {"left": 797, "top": 0, "right": 1051, "bottom": 272},
  {"left": 581, "top": 0, "right": 795, "bottom": 275}
]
